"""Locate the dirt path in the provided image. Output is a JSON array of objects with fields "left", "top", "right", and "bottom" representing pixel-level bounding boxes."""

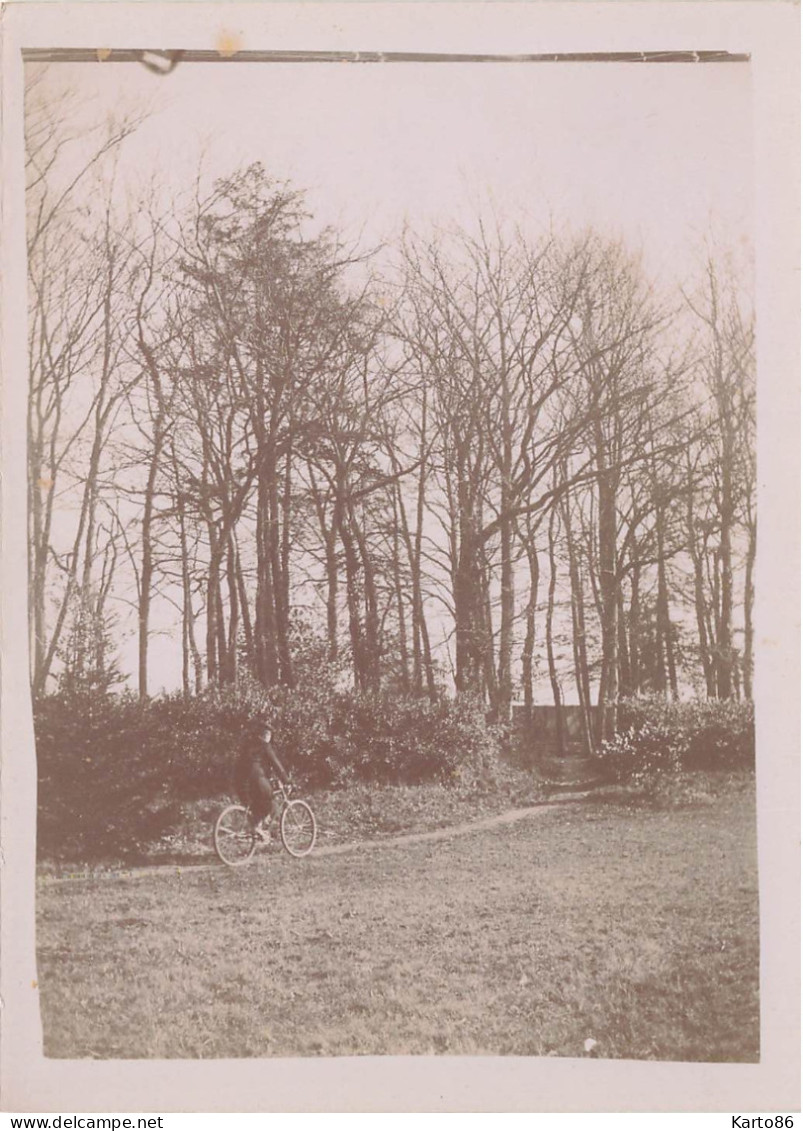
[
  {"left": 313, "top": 790, "right": 593, "bottom": 857},
  {"left": 36, "top": 789, "right": 595, "bottom": 885}
]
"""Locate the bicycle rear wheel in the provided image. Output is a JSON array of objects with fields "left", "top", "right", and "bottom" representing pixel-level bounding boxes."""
[
  {"left": 280, "top": 799, "right": 317, "bottom": 857},
  {"left": 214, "top": 804, "right": 258, "bottom": 866}
]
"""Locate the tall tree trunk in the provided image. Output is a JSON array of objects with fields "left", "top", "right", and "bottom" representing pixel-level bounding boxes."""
[
  {"left": 414, "top": 398, "right": 437, "bottom": 701},
  {"left": 743, "top": 509, "right": 756, "bottom": 700},
  {"left": 135, "top": 321, "right": 170, "bottom": 700},
  {"left": 629, "top": 565, "right": 641, "bottom": 693},
  {"left": 520, "top": 532, "right": 540, "bottom": 723},
  {"left": 617, "top": 588, "right": 632, "bottom": 696},
  {"left": 338, "top": 513, "right": 365, "bottom": 691},
  {"left": 561, "top": 493, "right": 594, "bottom": 758},
  {"left": 597, "top": 461, "right": 619, "bottom": 741},
  {"left": 274, "top": 443, "right": 294, "bottom": 686},
  {"left": 716, "top": 489, "right": 734, "bottom": 699},
  {"left": 648, "top": 427, "right": 678, "bottom": 700},
  {"left": 177, "top": 495, "right": 194, "bottom": 696},
  {"left": 206, "top": 523, "right": 221, "bottom": 684},
  {"left": 206, "top": 572, "right": 218, "bottom": 684},
  {"left": 454, "top": 479, "right": 487, "bottom": 700},
  {"left": 497, "top": 511, "right": 515, "bottom": 723},
  {"left": 268, "top": 456, "right": 293, "bottom": 686},
  {"left": 707, "top": 270, "right": 737, "bottom": 701},
  {"left": 307, "top": 462, "right": 339, "bottom": 662},
  {"left": 234, "top": 546, "right": 254, "bottom": 673},
  {"left": 174, "top": 451, "right": 203, "bottom": 696},
  {"left": 393, "top": 471, "right": 436, "bottom": 701},
  {"left": 391, "top": 489, "right": 410, "bottom": 692},
  {"left": 351, "top": 504, "right": 380, "bottom": 691},
  {"left": 138, "top": 430, "right": 163, "bottom": 700},
  {"left": 225, "top": 536, "right": 239, "bottom": 684},
  {"left": 454, "top": 495, "right": 480, "bottom": 696},
  {"left": 28, "top": 396, "right": 48, "bottom": 691},
  {"left": 656, "top": 539, "right": 678, "bottom": 699},
  {"left": 215, "top": 564, "right": 228, "bottom": 682},
  {"left": 325, "top": 531, "right": 339, "bottom": 662},
  {"left": 686, "top": 467, "right": 716, "bottom": 696},
  {"left": 496, "top": 359, "right": 514, "bottom": 723},
  {"left": 481, "top": 557, "right": 499, "bottom": 710},
  {"left": 545, "top": 506, "right": 565, "bottom": 757},
  {"left": 255, "top": 474, "right": 280, "bottom": 687}
]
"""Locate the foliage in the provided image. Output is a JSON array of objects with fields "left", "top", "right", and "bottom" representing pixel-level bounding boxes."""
[
  {"left": 34, "top": 680, "right": 502, "bottom": 860},
  {"left": 598, "top": 694, "right": 755, "bottom": 790},
  {"left": 56, "top": 587, "right": 124, "bottom": 697},
  {"left": 320, "top": 691, "right": 499, "bottom": 788},
  {"left": 36, "top": 691, "right": 216, "bottom": 860}
]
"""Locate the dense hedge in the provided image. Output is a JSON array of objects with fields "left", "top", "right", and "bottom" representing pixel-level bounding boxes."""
[
  {"left": 34, "top": 681, "right": 500, "bottom": 859},
  {"left": 598, "top": 695, "right": 755, "bottom": 787}
]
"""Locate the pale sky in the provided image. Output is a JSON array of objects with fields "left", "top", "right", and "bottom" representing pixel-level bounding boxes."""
[{"left": 38, "top": 57, "right": 753, "bottom": 287}]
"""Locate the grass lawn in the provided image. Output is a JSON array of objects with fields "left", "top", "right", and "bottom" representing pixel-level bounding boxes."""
[{"left": 36, "top": 776, "right": 759, "bottom": 1061}]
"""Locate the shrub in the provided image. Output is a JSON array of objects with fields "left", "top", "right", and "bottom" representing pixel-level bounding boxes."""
[
  {"left": 34, "top": 678, "right": 278, "bottom": 859},
  {"left": 598, "top": 695, "right": 755, "bottom": 790},
  {"left": 618, "top": 695, "right": 755, "bottom": 771},
  {"left": 322, "top": 691, "right": 499, "bottom": 787},
  {"left": 217, "top": 684, "right": 500, "bottom": 789},
  {"left": 35, "top": 690, "right": 162, "bottom": 860},
  {"left": 34, "top": 681, "right": 502, "bottom": 860},
  {"left": 596, "top": 721, "right": 684, "bottom": 790}
]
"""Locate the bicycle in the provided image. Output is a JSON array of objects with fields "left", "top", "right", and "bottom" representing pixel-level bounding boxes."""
[{"left": 213, "top": 781, "right": 317, "bottom": 867}]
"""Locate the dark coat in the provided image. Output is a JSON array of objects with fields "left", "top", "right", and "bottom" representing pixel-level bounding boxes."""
[{"left": 234, "top": 734, "right": 288, "bottom": 821}]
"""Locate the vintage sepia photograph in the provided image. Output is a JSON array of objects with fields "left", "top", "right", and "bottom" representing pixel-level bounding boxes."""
[{"left": 1, "top": 0, "right": 799, "bottom": 1115}]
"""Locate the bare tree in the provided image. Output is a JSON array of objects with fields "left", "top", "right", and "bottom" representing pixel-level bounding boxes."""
[
  {"left": 560, "top": 237, "right": 671, "bottom": 738},
  {"left": 683, "top": 253, "right": 756, "bottom": 699},
  {"left": 396, "top": 227, "right": 603, "bottom": 714},
  {"left": 25, "top": 71, "right": 755, "bottom": 733},
  {"left": 25, "top": 68, "right": 146, "bottom": 697}
]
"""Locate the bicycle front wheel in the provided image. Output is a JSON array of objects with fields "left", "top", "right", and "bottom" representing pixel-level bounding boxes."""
[
  {"left": 214, "top": 804, "right": 258, "bottom": 867},
  {"left": 280, "top": 799, "right": 317, "bottom": 858}
]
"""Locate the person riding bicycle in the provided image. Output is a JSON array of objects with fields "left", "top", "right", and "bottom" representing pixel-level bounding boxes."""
[{"left": 234, "top": 719, "right": 290, "bottom": 834}]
